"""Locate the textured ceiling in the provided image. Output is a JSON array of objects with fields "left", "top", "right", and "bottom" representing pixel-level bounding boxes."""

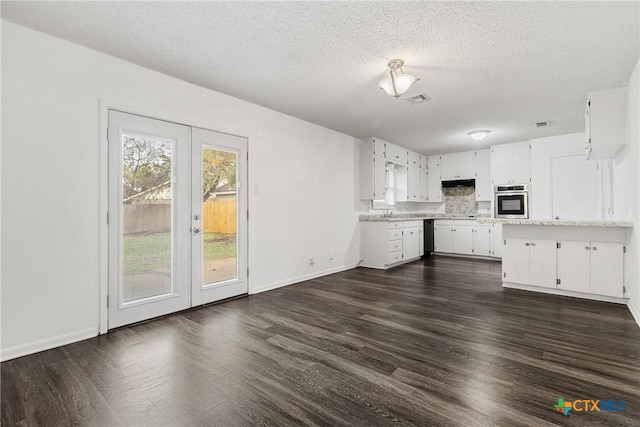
[{"left": 2, "top": 1, "right": 639, "bottom": 154}]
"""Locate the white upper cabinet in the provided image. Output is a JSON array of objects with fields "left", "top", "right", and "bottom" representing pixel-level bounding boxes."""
[
  {"left": 440, "top": 152, "right": 475, "bottom": 180},
  {"left": 408, "top": 151, "right": 421, "bottom": 168},
  {"left": 420, "top": 168, "right": 428, "bottom": 201},
  {"left": 359, "top": 138, "right": 387, "bottom": 200},
  {"left": 385, "top": 142, "right": 408, "bottom": 164},
  {"left": 491, "top": 141, "right": 530, "bottom": 185},
  {"left": 407, "top": 166, "right": 421, "bottom": 202},
  {"left": 585, "top": 87, "right": 627, "bottom": 160},
  {"left": 474, "top": 149, "right": 491, "bottom": 202},
  {"left": 426, "top": 156, "right": 443, "bottom": 202}
]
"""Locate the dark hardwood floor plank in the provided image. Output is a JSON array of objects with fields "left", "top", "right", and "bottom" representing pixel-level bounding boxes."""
[{"left": 3, "top": 256, "right": 640, "bottom": 426}]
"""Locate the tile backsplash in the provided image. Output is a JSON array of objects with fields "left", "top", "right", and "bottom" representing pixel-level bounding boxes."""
[{"left": 444, "top": 186, "right": 478, "bottom": 215}]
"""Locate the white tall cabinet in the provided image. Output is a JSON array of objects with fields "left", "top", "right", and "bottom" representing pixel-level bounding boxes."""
[{"left": 474, "top": 150, "right": 491, "bottom": 201}]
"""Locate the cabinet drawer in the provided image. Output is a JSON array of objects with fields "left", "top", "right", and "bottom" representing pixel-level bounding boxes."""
[
  {"left": 389, "top": 230, "right": 402, "bottom": 241},
  {"left": 402, "top": 220, "right": 422, "bottom": 228},
  {"left": 389, "top": 241, "right": 402, "bottom": 253},
  {"left": 388, "top": 251, "right": 402, "bottom": 264},
  {"left": 389, "top": 222, "right": 402, "bottom": 229}
]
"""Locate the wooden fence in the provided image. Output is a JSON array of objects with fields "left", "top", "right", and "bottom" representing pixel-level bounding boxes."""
[
  {"left": 203, "top": 199, "right": 237, "bottom": 234},
  {"left": 123, "top": 199, "right": 236, "bottom": 234}
]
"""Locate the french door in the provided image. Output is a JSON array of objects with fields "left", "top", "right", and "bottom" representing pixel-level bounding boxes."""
[{"left": 108, "top": 111, "right": 247, "bottom": 329}]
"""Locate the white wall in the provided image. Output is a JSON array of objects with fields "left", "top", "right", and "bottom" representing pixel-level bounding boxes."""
[
  {"left": 613, "top": 59, "right": 640, "bottom": 325},
  {"left": 1, "top": 22, "right": 360, "bottom": 360}
]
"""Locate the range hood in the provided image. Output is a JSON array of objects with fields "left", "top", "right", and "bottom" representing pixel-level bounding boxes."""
[{"left": 441, "top": 179, "right": 475, "bottom": 188}]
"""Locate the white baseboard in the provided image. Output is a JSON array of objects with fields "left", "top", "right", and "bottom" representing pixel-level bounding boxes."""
[
  {"left": 250, "top": 263, "right": 359, "bottom": 295},
  {"left": 1, "top": 327, "right": 97, "bottom": 362},
  {"left": 502, "top": 282, "right": 628, "bottom": 304},
  {"left": 628, "top": 299, "right": 640, "bottom": 329}
]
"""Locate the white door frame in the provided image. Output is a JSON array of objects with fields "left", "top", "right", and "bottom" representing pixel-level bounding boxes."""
[{"left": 98, "top": 100, "right": 250, "bottom": 334}]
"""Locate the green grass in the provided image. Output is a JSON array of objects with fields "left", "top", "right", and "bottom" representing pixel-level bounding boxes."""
[{"left": 123, "top": 232, "right": 236, "bottom": 274}]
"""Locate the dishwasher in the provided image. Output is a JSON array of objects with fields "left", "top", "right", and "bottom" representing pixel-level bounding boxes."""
[{"left": 423, "top": 219, "right": 434, "bottom": 257}]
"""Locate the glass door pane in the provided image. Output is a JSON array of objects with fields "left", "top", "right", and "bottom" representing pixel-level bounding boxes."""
[
  {"left": 191, "top": 127, "right": 248, "bottom": 307},
  {"left": 202, "top": 146, "right": 238, "bottom": 285},
  {"left": 121, "top": 133, "right": 174, "bottom": 302},
  {"left": 108, "top": 110, "right": 190, "bottom": 329}
]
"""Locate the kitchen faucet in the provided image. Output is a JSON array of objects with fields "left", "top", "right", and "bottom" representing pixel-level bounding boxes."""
[{"left": 384, "top": 205, "right": 397, "bottom": 218}]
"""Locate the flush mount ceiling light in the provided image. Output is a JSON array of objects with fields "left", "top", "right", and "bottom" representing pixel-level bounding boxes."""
[
  {"left": 468, "top": 130, "right": 491, "bottom": 141},
  {"left": 379, "top": 59, "right": 419, "bottom": 98}
]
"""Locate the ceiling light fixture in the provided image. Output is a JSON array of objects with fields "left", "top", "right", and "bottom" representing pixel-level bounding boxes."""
[
  {"left": 379, "top": 59, "right": 419, "bottom": 98},
  {"left": 468, "top": 130, "right": 491, "bottom": 141}
]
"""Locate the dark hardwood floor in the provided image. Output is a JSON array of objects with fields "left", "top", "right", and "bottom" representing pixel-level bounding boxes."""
[{"left": 3, "top": 256, "right": 640, "bottom": 426}]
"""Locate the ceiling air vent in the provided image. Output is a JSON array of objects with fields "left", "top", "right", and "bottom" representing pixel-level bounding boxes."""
[
  {"left": 405, "top": 93, "right": 431, "bottom": 105},
  {"left": 535, "top": 121, "right": 550, "bottom": 127}
]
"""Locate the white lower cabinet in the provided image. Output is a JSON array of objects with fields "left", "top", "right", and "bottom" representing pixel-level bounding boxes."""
[
  {"left": 453, "top": 226, "right": 473, "bottom": 255},
  {"left": 489, "top": 223, "right": 502, "bottom": 257},
  {"left": 435, "top": 220, "right": 496, "bottom": 257},
  {"left": 360, "top": 220, "right": 424, "bottom": 269},
  {"left": 557, "top": 241, "right": 624, "bottom": 297},
  {"left": 472, "top": 226, "right": 491, "bottom": 256},
  {"left": 403, "top": 226, "right": 421, "bottom": 260},
  {"left": 504, "top": 237, "right": 625, "bottom": 299},
  {"left": 502, "top": 238, "right": 557, "bottom": 288}
]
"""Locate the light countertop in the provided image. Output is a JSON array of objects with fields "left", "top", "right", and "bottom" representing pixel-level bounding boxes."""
[
  {"left": 483, "top": 219, "right": 634, "bottom": 227},
  {"left": 359, "top": 215, "right": 633, "bottom": 228}
]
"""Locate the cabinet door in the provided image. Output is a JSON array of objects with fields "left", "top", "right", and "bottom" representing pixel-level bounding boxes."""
[
  {"left": 427, "top": 156, "right": 442, "bottom": 202},
  {"left": 491, "top": 144, "right": 511, "bottom": 185},
  {"left": 472, "top": 226, "right": 491, "bottom": 256},
  {"left": 434, "top": 225, "right": 454, "bottom": 253},
  {"left": 474, "top": 150, "right": 491, "bottom": 202},
  {"left": 402, "top": 227, "right": 421, "bottom": 260},
  {"left": 420, "top": 169, "right": 429, "bottom": 201},
  {"left": 557, "top": 240, "right": 590, "bottom": 293},
  {"left": 407, "top": 166, "right": 421, "bottom": 202},
  {"left": 551, "top": 155, "right": 598, "bottom": 220},
  {"left": 590, "top": 242, "right": 624, "bottom": 297},
  {"left": 502, "top": 238, "right": 530, "bottom": 284},
  {"left": 385, "top": 142, "right": 407, "bottom": 164},
  {"left": 489, "top": 223, "right": 502, "bottom": 258},
  {"left": 373, "top": 138, "right": 386, "bottom": 157},
  {"left": 408, "top": 151, "right": 421, "bottom": 167},
  {"left": 457, "top": 151, "right": 475, "bottom": 179},
  {"left": 529, "top": 239, "right": 557, "bottom": 288},
  {"left": 373, "top": 155, "right": 387, "bottom": 201},
  {"left": 509, "top": 142, "right": 531, "bottom": 184},
  {"left": 440, "top": 153, "right": 458, "bottom": 180},
  {"left": 453, "top": 226, "right": 473, "bottom": 255}
]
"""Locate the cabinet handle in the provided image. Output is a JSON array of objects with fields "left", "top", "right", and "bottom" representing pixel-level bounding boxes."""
[
  {"left": 592, "top": 246, "right": 597, "bottom": 251},
  {"left": 530, "top": 242, "right": 536, "bottom": 247},
  {"left": 525, "top": 242, "right": 530, "bottom": 246},
  {"left": 585, "top": 246, "right": 591, "bottom": 250},
  {"left": 555, "top": 216, "right": 560, "bottom": 220}
]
